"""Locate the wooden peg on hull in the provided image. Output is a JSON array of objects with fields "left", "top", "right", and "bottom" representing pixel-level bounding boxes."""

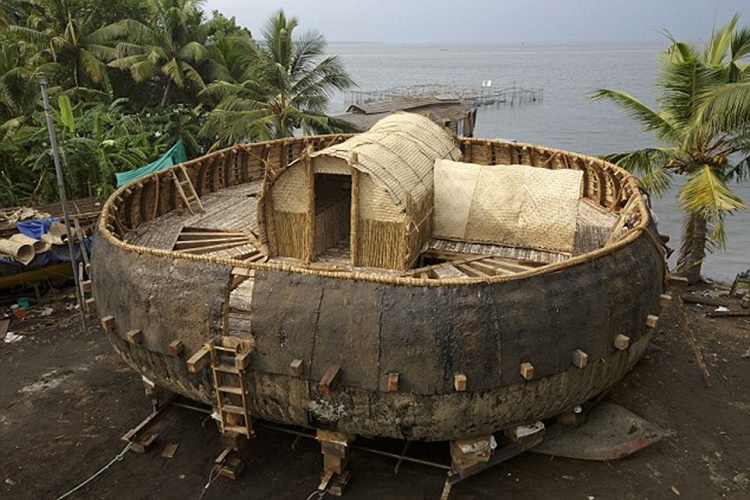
[
  {"left": 645, "top": 314, "right": 659, "bottom": 329},
  {"left": 100, "top": 315, "right": 115, "bottom": 333},
  {"left": 126, "top": 329, "right": 143, "bottom": 345},
  {"left": 290, "top": 359, "right": 304, "bottom": 377},
  {"left": 454, "top": 373, "right": 467, "bottom": 392},
  {"left": 318, "top": 365, "right": 341, "bottom": 395},
  {"left": 520, "top": 362, "right": 534, "bottom": 380},
  {"left": 386, "top": 373, "right": 399, "bottom": 393},
  {"left": 614, "top": 334, "right": 630, "bottom": 351},
  {"left": 571, "top": 349, "right": 588, "bottom": 369}
]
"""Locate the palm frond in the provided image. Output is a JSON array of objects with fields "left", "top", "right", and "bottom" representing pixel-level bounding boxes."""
[
  {"left": 591, "top": 89, "right": 676, "bottom": 142},
  {"left": 678, "top": 165, "right": 746, "bottom": 222},
  {"left": 599, "top": 147, "right": 678, "bottom": 195}
]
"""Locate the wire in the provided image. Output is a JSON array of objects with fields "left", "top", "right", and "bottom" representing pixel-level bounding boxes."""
[
  {"left": 56, "top": 442, "right": 132, "bottom": 500},
  {"left": 197, "top": 464, "right": 222, "bottom": 500}
]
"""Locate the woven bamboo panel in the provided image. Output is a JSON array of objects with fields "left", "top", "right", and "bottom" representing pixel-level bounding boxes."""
[
  {"left": 272, "top": 166, "right": 308, "bottom": 213},
  {"left": 358, "top": 173, "right": 403, "bottom": 222},
  {"left": 313, "top": 156, "right": 351, "bottom": 175},
  {"left": 434, "top": 160, "right": 583, "bottom": 254}
]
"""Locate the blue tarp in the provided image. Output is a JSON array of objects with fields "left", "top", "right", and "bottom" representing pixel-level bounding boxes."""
[
  {"left": 115, "top": 140, "right": 187, "bottom": 187},
  {"left": 16, "top": 217, "right": 60, "bottom": 239}
]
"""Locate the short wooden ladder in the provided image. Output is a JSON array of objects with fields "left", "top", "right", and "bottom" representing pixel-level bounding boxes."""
[
  {"left": 171, "top": 165, "right": 205, "bottom": 215},
  {"left": 209, "top": 339, "right": 252, "bottom": 438}
]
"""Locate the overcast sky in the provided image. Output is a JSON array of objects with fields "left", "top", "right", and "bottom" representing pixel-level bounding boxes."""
[{"left": 203, "top": 0, "right": 748, "bottom": 45}]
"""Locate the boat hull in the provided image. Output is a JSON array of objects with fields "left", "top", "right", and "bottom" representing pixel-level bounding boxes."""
[{"left": 92, "top": 228, "right": 664, "bottom": 441}]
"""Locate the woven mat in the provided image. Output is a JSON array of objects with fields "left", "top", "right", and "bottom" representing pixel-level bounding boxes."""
[{"left": 434, "top": 160, "right": 583, "bottom": 253}]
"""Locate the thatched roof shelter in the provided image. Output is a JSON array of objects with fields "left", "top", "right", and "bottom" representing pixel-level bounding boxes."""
[{"left": 259, "top": 113, "right": 461, "bottom": 269}]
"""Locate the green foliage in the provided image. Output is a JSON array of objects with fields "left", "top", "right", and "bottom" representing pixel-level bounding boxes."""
[
  {"left": 592, "top": 14, "right": 750, "bottom": 282},
  {"left": 0, "top": 1, "right": 354, "bottom": 206}
]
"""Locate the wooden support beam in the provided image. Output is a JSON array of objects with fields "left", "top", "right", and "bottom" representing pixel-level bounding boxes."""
[
  {"left": 187, "top": 345, "right": 211, "bottom": 373},
  {"left": 126, "top": 329, "right": 143, "bottom": 345},
  {"left": 386, "top": 372, "right": 399, "bottom": 393},
  {"left": 290, "top": 359, "right": 304, "bottom": 377},
  {"left": 454, "top": 373, "right": 467, "bottom": 392},
  {"left": 318, "top": 365, "right": 341, "bottom": 395},
  {"left": 613, "top": 334, "right": 630, "bottom": 351},
  {"left": 168, "top": 340, "right": 184, "bottom": 356},
  {"left": 645, "top": 314, "right": 659, "bottom": 329},
  {"left": 520, "top": 362, "right": 534, "bottom": 380},
  {"left": 100, "top": 315, "right": 115, "bottom": 333},
  {"left": 571, "top": 349, "right": 588, "bottom": 369}
]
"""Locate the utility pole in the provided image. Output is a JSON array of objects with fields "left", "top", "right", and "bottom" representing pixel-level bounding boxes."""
[{"left": 38, "top": 75, "right": 88, "bottom": 334}]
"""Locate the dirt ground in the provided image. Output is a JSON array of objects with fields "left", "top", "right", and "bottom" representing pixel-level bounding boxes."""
[{"left": 0, "top": 282, "right": 748, "bottom": 500}]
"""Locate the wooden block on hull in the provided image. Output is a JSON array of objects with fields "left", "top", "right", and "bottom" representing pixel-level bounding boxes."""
[
  {"left": 168, "top": 340, "right": 184, "bottom": 356},
  {"left": 571, "top": 349, "right": 588, "bottom": 369},
  {"left": 386, "top": 372, "right": 399, "bottom": 393},
  {"left": 100, "top": 315, "right": 115, "bottom": 333},
  {"left": 667, "top": 275, "right": 689, "bottom": 291},
  {"left": 645, "top": 314, "right": 659, "bottom": 329},
  {"left": 454, "top": 373, "right": 467, "bottom": 392},
  {"left": 290, "top": 358, "right": 304, "bottom": 377},
  {"left": 187, "top": 345, "right": 211, "bottom": 373},
  {"left": 520, "top": 362, "right": 534, "bottom": 380},
  {"left": 126, "top": 329, "right": 143, "bottom": 345},
  {"left": 614, "top": 334, "right": 630, "bottom": 351},
  {"left": 660, "top": 294, "right": 673, "bottom": 309},
  {"left": 318, "top": 365, "right": 341, "bottom": 395}
]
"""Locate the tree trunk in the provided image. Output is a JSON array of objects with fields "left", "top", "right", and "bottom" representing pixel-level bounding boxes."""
[
  {"left": 675, "top": 213, "right": 707, "bottom": 285},
  {"left": 160, "top": 80, "right": 172, "bottom": 108}
]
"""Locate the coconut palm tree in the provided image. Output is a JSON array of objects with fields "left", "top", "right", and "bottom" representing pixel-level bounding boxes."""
[
  {"left": 201, "top": 9, "right": 355, "bottom": 145},
  {"left": 592, "top": 15, "right": 750, "bottom": 284},
  {"left": 103, "top": 0, "right": 216, "bottom": 107},
  {"left": 3, "top": 0, "right": 115, "bottom": 89}
]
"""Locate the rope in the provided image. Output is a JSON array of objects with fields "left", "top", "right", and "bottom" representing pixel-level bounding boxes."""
[
  {"left": 56, "top": 442, "right": 132, "bottom": 500},
  {"left": 305, "top": 488, "right": 327, "bottom": 500}
]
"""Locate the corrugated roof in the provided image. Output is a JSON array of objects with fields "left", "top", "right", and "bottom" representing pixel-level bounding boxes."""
[
  {"left": 347, "top": 96, "right": 461, "bottom": 115},
  {"left": 336, "top": 102, "right": 473, "bottom": 132},
  {"left": 311, "top": 112, "right": 461, "bottom": 209}
]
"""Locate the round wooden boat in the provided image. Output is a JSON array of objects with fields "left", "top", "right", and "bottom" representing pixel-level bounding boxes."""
[{"left": 92, "top": 113, "right": 667, "bottom": 442}]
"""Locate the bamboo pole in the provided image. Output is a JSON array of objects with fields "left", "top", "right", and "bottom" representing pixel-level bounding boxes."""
[{"left": 39, "top": 74, "right": 87, "bottom": 334}]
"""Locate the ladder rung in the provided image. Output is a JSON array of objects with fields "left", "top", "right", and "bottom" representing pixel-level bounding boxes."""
[
  {"left": 221, "top": 404, "right": 247, "bottom": 415},
  {"left": 217, "top": 385, "right": 243, "bottom": 395},
  {"left": 213, "top": 345, "right": 238, "bottom": 353},
  {"left": 224, "top": 425, "right": 251, "bottom": 435},
  {"left": 214, "top": 364, "right": 241, "bottom": 374}
]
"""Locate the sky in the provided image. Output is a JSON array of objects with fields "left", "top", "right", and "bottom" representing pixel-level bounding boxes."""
[{"left": 203, "top": 0, "right": 748, "bottom": 45}]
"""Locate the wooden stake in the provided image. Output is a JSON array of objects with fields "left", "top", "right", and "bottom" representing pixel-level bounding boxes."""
[{"left": 674, "top": 296, "right": 712, "bottom": 387}]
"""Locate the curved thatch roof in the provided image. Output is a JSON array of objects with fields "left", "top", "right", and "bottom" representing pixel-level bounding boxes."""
[{"left": 311, "top": 112, "right": 461, "bottom": 209}]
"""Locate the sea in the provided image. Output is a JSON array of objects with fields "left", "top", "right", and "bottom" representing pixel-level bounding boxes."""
[{"left": 326, "top": 43, "right": 749, "bottom": 283}]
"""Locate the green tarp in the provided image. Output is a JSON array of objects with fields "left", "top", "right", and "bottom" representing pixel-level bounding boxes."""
[{"left": 115, "top": 140, "right": 187, "bottom": 187}]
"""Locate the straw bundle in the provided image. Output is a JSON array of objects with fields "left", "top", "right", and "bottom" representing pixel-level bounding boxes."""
[{"left": 10, "top": 233, "right": 51, "bottom": 253}]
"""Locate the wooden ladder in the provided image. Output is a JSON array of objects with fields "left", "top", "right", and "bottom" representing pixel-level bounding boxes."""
[
  {"left": 209, "top": 339, "right": 253, "bottom": 438},
  {"left": 171, "top": 165, "right": 205, "bottom": 214}
]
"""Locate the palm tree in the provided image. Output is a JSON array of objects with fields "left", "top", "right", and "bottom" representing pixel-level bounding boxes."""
[
  {"left": 3, "top": 0, "right": 115, "bottom": 89},
  {"left": 201, "top": 9, "right": 355, "bottom": 145},
  {"left": 592, "top": 15, "right": 750, "bottom": 284},
  {"left": 103, "top": 0, "right": 216, "bottom": 107}
]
